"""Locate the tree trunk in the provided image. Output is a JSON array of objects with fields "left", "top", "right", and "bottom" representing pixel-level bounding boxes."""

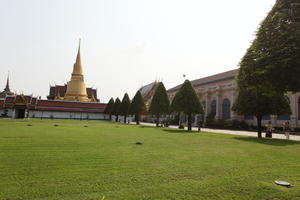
[
  {"left": 109, "top": 114, "right": 112, "bottom": 121},
  {"left": 256, "top": 115, "right": 262, "bottom": 138},
  {"left": 124, "top": 114, "right": 127, "bottom": 124},
  {"left": 188, "top": 113, "right": 192, "bottom": 131},
  {"left": 115, "top": 115, "right": 119, "bottom": 122},
  {"left": 136, "top": 114, "right": 140, "bottom": 125},
  {"left": 156, "top": 114, "right": 160, "bottom": 127}
]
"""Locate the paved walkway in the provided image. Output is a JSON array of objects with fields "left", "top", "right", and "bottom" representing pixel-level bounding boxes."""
[{"left": 134, "top": 122, "right": 300, "bottom": 141}]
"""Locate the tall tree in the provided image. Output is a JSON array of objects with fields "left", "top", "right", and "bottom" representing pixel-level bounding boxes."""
[
  {"left": 171, "top": 80, "right": 204, "bottom": 131},
  {"left": 149, "top": 82, "right": 170, "bottom": 127},
  {"left": 104, "top": 98, "right": 114, "bottom": 120},
  {"left": 129, "top": 91, "right": 147, "bottom": 125},
  {"left": 232, "top": 87, "right": 291, "bottom": 138},
  {"left": 241, "top": 0, "right": 300, "bottom": 93},
  {"left": 111, "top": 98, "right": 121, "bottom": 122},
  {"left": 119, "top": 93, "right": 131, "bottom": 123}
]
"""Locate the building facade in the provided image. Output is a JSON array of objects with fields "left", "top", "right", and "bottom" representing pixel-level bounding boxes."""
[{"left": 167, "top": 69, "right": 300, "bottom": 128}]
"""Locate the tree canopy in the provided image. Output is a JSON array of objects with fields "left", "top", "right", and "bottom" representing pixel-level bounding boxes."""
[
  {"left": 171, "top": 80, "right": 204, "bottom": 131},
  {"left": 149, "top": 82, "right": 170, "bottom": 127},
  {"left": 232, "top": 87, "right": 291, "bottom": 138},
  {"left": 171, "top": 80, "right": 203, "bottom": 115},
  {"left": 240, "top": 0, "right": 300, "bottom": 93},
  {"left": 104, "top": 98, "right": 114, "bottom": 120},
  {"left": 119, "top": 93, "right": 131, "bottom": 123},
  {"left": 129, "top": 91, "right": 147, "bottom": 125},
  {"left": 111, "top": 98, "right": 121, "bottom": 122}
]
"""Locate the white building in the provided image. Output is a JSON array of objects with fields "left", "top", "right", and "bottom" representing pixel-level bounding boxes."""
[{"left": 167, "top": 69, "right": 300, "bottom": 128}]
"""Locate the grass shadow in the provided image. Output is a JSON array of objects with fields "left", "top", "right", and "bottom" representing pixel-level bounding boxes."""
[
  {"left": 234, "top": 136, "right": 300, "bottom": 146},
  {"left": 139, "top": 125, "right": 156, "bottom": 129},
  {"left": 163, "top": 129, "right": 196, "bottom": 134}
]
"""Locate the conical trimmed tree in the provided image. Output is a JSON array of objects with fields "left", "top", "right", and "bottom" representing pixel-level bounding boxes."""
[
  {"left": 149, "top": 82, "right": 170, "bottom": 127},
  {"left": 104, "top": 98, "right": 114, "bottom": 120},
  {"left": 111, "top": 98, "right": 121, "bottom": 122},
  {"left": 129, "top": 91, "right": 147, "bottom": 125},
  {"left": 242, "top": 0, "right": 300, "bottom": 93},
  {"left": 119, "top": 93, "right": 131, "bottom": 123},
  {"left": 171, "top": 80, "right": 204, "bottom": 131}
]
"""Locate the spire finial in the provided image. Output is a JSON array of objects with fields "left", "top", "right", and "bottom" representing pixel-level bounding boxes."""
[
  {"left": 72, "top": 38, "right": 83, "bottom": 75},
  {"left": 4, "top": 71, "right": 10, "bottom": 92},
  {"left": 78, "top": 38, "right": 81, "bottom": 52}
]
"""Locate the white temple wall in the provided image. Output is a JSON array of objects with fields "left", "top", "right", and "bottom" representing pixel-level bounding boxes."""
[{"left": 28, "top": 110, "right": 107, "bottom": 120}]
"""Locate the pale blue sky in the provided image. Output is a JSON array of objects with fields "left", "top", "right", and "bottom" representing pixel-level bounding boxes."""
[{"left": 0, "top": 0, "right": 275, "bottom": 102}]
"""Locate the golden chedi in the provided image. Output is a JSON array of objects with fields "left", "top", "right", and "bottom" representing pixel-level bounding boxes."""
[{"left": 63, "top": 40, "right": 95, "bottom": 102}]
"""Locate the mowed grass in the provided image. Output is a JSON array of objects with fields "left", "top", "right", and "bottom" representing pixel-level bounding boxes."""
[{"left": 0, "top": 119, "right": 300, "bottom": 200}]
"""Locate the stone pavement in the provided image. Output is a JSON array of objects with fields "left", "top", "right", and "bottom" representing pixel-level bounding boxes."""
[{"left": 134, "top": 122, "right": 300, "bottom": 141}]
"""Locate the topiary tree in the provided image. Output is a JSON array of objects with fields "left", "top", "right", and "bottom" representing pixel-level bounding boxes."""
[
  {"left": 129, "top": 91, "right": 147, "bottom": 125},
  {"left": 171, "top": 80, "right": 204, "bottom": 131},
  {"left": 149, "top": 82, "right": 170, "bottom": 127},
  {"left": 104, "top": 98, "right": 114, "bottom": 120},
  {"left": 241, "top": 0, "right": 300, "bottom": 93},
  {"left": 119, "top": 93, "right": 131, "bottom": 123},
  {"left": 111, "top": 98, "right": 121, "bottom": 122}
]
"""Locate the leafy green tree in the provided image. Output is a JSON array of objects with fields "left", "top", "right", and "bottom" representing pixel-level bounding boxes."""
[
  {"left": 104, "top": 98, "right": 114, "bottom": 120},
  {"left": 111, "top": 98, "right": 121, "bottom": 122},
  {"left": 149, "top": 82, "right": 170, "bottom": 127},
  {"left": 232, "top": 87, "right": 291, "bottom": 138},
  {"left": 241, "top": 0, "right": 300, "bottom": 93},
  {"left": 171, "top": 80, "right": 204, "bottom": 131},
  {"left": 119, "top": 93, "right": 131, "bottom": 123},
  {"left": 129, "top": 91, "right": 147, "bottom": 125}
]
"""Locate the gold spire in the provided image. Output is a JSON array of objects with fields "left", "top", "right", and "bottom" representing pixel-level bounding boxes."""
[
  {"left": 72, "top": 39, "right": 83, "bottom": 76},
  {"left": 63, "top": 39, "right": 95, "bottom": 102}
]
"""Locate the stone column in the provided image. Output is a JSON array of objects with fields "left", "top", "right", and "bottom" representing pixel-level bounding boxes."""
[
  {"left": 271, "top": 115, "right": 277, "bottom": 126},
  {"left": 205, "top": 92, "right": 209, "bottom": 118},
  {"left": 203, "top": 92, "right": 210, "bottom": 124},
  {"left": 290, "top": 94, "right": 297, "bottom": 128},
  {"left": 230, "top": 89, "right": 236, "bottom": 120},
  {"left": 216, "top": 89, "right": 221, "bottom": 120}
]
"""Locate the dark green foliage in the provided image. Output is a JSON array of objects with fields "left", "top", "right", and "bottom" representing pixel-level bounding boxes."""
[
  {"left": 205, "top": 113, "right": 249, "bottom": 130},
  {"left": 104, "top": 98, "right": 114, "bottom": 120},
  {"left": 119, "top": 93, "right": 131, "bottom": 123},
  {"left": 234, "top": 0, "right": 297, "bottom": 137},
  {"left": 149, "top": 82, "right": 170, "bottom": 127},
  {"left": 111, "top": 98, "right": 121, "bottom": 122},
  {"left": 171, "top": 80, "right": 204, "bottom": 131},
  {"left": 232, "top": 88, "right": 291, "bottom": 138},
  {"left": 241, "top": 0, "right": 300, "bottom": 93},
  {"left": 129, "top": 91, "right": 147, "bottom": 125}
]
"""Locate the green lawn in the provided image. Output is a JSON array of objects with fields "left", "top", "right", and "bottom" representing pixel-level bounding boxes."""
[{"left": 0, "top": 119, "right": 300, "bottom": 200}]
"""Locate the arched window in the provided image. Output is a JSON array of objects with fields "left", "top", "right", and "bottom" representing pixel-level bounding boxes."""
[
  {"left": 298, "top": 96, "right": 300, "bottom": 120},
  {"left": 211, "top": 100, "right": 216, "bottom": 116},
  {"left": 222, "top": 98, "right": 231, "bottom": 120},
  {"left": 277, "top": 96, "right": 291, "bottom": 120}
]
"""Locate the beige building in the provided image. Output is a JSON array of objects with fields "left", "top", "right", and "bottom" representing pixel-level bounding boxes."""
[{"left": 167, "top": 69, "right": 300, "bottom": 128}]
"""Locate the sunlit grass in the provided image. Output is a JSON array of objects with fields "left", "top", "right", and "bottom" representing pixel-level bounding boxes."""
[{"left": 0, "top": 119, "right": 300, "bottom": 200}]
